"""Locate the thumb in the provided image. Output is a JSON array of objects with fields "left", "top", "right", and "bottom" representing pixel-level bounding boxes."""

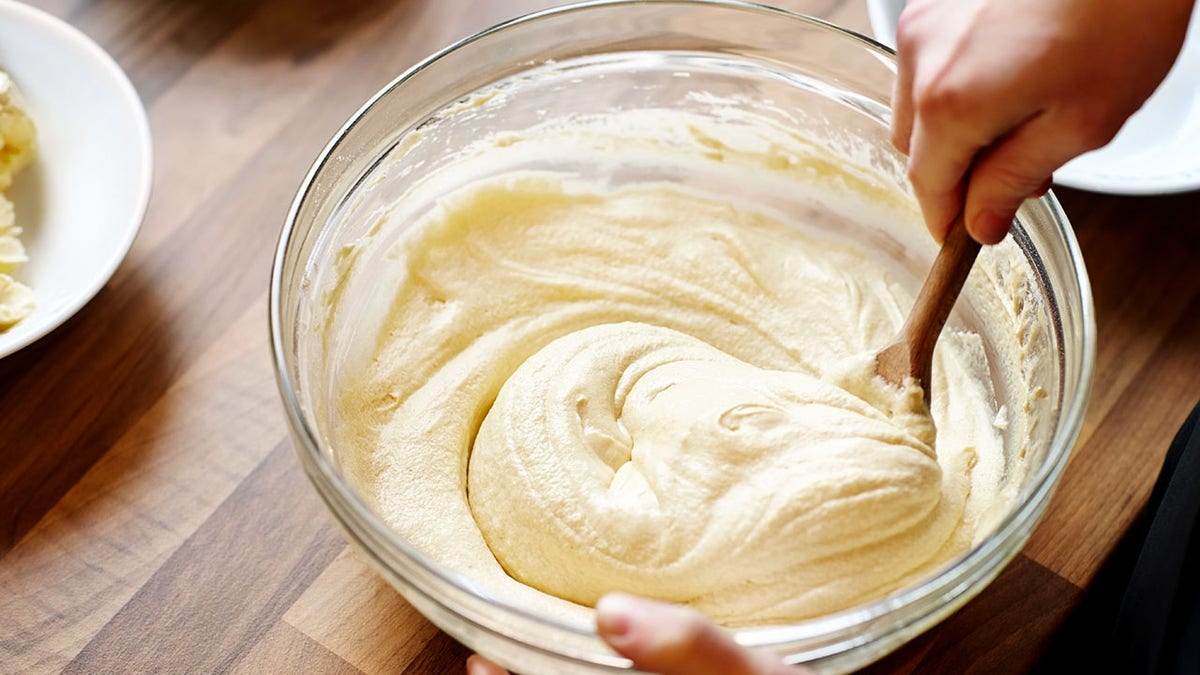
[
  {"left": 595, "top": 594, "right": 805, "bottom": 675},
  {"left": 963, "top": 114, "right": 1075, "bottom": 244}
]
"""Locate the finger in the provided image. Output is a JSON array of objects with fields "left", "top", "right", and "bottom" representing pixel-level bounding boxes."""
[
  {"left": 905, "top": 115, "right": 975, "bottom": 242},
  {"left": 596, "top": 594, "right": 803, "bottom": 675},
  {"left": 962, "top": 113, "right": 1081, "bottom": 244},
  {"left": 889, "top": 14, "right": 916, "bottom": 155},
  {"left": 466, "top": 655, "right": 510, "bottom": 675}
]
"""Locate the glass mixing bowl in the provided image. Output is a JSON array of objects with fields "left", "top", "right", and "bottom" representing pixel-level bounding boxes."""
[{"left": 270, "top": 1, "right": 1096, "bottom": 672}]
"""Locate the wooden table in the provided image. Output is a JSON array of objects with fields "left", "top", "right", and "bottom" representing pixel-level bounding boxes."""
[{"left": 2, "top": 0, "right": 1197, "bottom": 672}]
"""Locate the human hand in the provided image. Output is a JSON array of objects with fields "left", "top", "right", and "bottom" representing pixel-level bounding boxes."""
[
  {"left": 465, "top": 593, "right": 809, "bottom": 675},
  {"left": 890, "top": 0, "right": 1194, "bottom": 243}
]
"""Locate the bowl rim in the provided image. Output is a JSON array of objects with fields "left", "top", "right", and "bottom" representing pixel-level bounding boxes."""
[
  {"left": 269, "top": 0, "right": 1097, "bottom": 661},
  {"left": 0, "top": 0, "right": 154, "bottom": 359}
]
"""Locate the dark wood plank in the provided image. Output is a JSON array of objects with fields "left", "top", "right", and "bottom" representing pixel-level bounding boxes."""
[
  {"left": 63, "top": 0, "right": 272, "bottom": 106},
  {"left": 0, "top": 280, "right": 188, "bottom": 553},
  {"left": 1052, "top": 188, "right": 1200, "bottom": 451},
  {"left": 1025, "top": 287, "right": 1200, "bottom": 584},
  {"left": 63, "top": 442, "right": 343, "bottom": 673},
  {"left": 402, "top": 631, "right": 473, "bottom": 675},
  {"left": 0, "top": 300, "right": 285, "bottom": 672},
  {"left": 861, "top": 554, "right": 1080, "bottom": 674},
  {"left": 0, "top": 0, "right": 428, "bottom": 554}
]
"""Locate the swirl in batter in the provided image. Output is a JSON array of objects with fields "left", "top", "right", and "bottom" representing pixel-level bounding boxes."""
[{"left": 335, "top": 172, "right": 1007, "bottom": 626}]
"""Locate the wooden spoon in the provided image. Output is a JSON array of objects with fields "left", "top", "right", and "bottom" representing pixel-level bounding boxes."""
[{"left": 875, "top": 214, "right": 982, "bottom": 395}]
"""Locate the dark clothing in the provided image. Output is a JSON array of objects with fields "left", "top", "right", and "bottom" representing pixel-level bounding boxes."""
[{"left": 1036, "top": 402, "right": 1200, "bottom": 675}]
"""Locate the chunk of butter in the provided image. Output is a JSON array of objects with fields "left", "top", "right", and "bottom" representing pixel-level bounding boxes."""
[{"left": 0, "top": 71, "right": 38, "bottom": 330}]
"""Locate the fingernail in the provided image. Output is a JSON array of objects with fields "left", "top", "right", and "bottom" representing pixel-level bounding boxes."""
[
  {"left": 970, "top": 209, "right": 1012, "bottom": 244},
  {"left": 596, "top": 593, "right": 641, "bottom": 643}
]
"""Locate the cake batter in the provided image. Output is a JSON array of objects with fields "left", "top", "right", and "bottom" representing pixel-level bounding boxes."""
[{"left": 332, "top": 155, "right": 1021, "bottom": 624}]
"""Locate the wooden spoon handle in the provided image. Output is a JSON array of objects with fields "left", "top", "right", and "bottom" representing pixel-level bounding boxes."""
[{"left": 899, "top": 215, "right": 982, "bottom": 388}]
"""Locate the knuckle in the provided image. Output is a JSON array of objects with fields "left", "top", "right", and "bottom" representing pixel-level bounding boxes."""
[
  {"left": 981, "top": 160, "right": 1039, "bottom": 196},
  {"left": 894, "top": 1, "right": 939, "bottom": 55},
  {"left": 1069, "top": 110, "right": 1123, "bottom": 151},
  {"left": 904, "top": 160, "right": 949, "bottom": 202},
  {"left": 653, "top": 615, "right": 711, "bottom": 666},
  {"left": 904, "top": 162, "right": 933, "bottom": 195},
  {"left": 915, "top": 75, "right": 972, "bottom": 122},
  {"left": 675, "top": 612, "right": 711, "bottom": 648},
  {"left": 1080, "top": 114, "right": 1123, "bottom": 150},
  {"left": 894, "top": 14, "right": 918, "bottom": 52}
]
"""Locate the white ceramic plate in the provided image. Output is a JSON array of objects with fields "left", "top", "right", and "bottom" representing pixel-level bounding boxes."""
[
  {"left": 0, "top": 0, "right": 152, "bottom": 358},
  {"left": 867, "top": 0, "right": 1200, "bottom": 195}
]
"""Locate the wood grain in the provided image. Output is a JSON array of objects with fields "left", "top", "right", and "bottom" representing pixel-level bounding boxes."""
[
  {"left": 1, "top": 1, "right": 1198, "bottom": 674},
  {"left": 65, "top": 440, "right": 343, "bottom": 672},
  {"left": 285, "top": 550, "right": 443, "bottom": 673},
  {"left": 231, "top": 622, "right": 362, "bottom": 675}
]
